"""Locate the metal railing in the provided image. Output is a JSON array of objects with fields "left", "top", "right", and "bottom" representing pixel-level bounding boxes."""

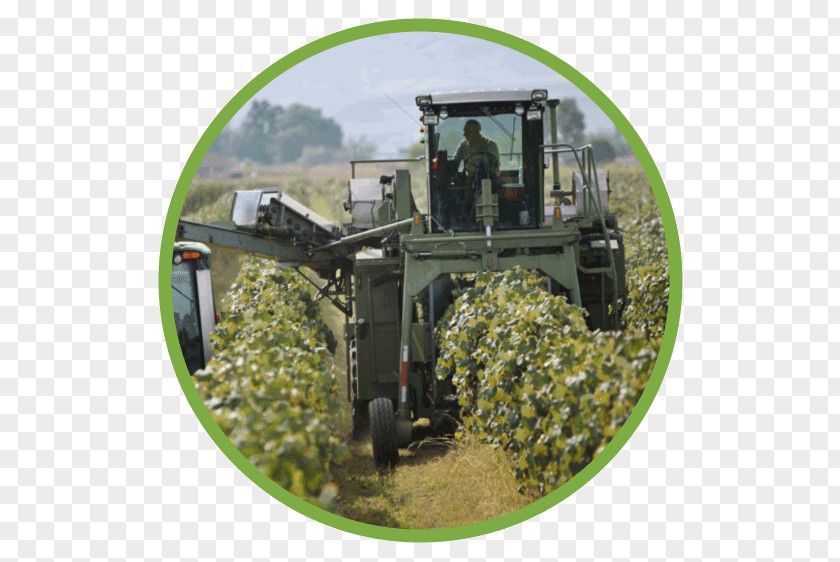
[
  {"left": 542, "top": 143, "right": 620, "bottom": 325},
  {"left": 541, "top": 143, "right": 606, "bottom": 216}
]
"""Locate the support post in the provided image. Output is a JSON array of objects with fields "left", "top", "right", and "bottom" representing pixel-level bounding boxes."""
[
  {"left": 549, "top": 103, "right": 561, "bottom": 192},
  {"left": 536, "top": 250, "right": 582, "bottom": 306},
  {"left": 396, "top": 263, "right": 414, "bottom": 443},
  {"left": 395, "top": 254, "right": 442, "bottom": 444}
]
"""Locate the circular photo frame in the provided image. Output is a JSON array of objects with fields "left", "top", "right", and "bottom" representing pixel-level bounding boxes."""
[{"left": 160, "top": 19, "right": 682, "bottom": 541}]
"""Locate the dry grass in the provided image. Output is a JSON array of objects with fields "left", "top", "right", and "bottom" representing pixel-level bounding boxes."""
[
  {"left": 331, "top": 429, "right": 533, "bottom": 530},
  {"left": 391, "top": 432, "right": 532, "bottom": 529},
  {"left": 329, "top": 440, "right": 403, "bottom": 528}
]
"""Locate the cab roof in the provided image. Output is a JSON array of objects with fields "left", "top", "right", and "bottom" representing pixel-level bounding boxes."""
[{"left": 418, "top": 89, "right": 556, "bottom": 106}]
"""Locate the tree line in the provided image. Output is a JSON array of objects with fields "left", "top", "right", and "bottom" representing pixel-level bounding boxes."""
[
  {"left": 210, "top": 97, "right": 633, "bottom": 169},
  {"left": 208, "top": 100, "right": 376, "bottom": 166},
  {"left": 547, "top": 99, "right": 634, "bottom": 163}
]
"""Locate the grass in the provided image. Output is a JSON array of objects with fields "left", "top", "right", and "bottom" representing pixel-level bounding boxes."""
[
  {"left": 390, "top": 432, "right": 534, "bottom": 529},
  {"left": 330, "top": 431, "right": 533, "bottom": 529}
]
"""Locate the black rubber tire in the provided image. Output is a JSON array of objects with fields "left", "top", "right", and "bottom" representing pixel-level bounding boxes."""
[{"left": 369, "top": 398, "right": 399, "bottom": 467}]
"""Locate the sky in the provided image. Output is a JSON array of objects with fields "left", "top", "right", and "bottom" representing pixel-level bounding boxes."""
[{"left": 228, "top": 32, "right": 616, "bottom": 157}]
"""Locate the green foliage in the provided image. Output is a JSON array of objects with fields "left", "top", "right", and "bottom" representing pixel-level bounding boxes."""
[
  {"left": 276, "top": 104, "right": 343, "bottom": 164},
  {"left": 237, "top": 100, "right": 285, "bottom": 164},
  {"left": 589, "top": 137, "right": 616, "bottom": 163},
  {"left": 608, "top": 165, "right": 659, "bottom": 222},
  {"left": 180, "top": 159, "right": 669, "bottom": 506},
  {"left": 210, "top": 99, "right": 345, "bottom": 165},
  {"left": 555, "top": 98, "right": 586, "bottom": 146},
  {"left": 607, "top": 165, "right": 670, "bottom": 344},
  {"left": 623, "top": 216, "right": 669, "bottom": 345},
  {"left": 194, "top": 258, "right": 346, "bottom": 507},
  {"left": 435, "top": 268, "right": 659, "bottom": 493},
  {"left": 207, "top": 127, "right": 237, "bottom": 157},
  {"left": 434, "top": 167, "right": 669, "bottom": 493}
]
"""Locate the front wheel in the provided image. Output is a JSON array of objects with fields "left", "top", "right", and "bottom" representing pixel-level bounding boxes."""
[{"left": 369, "top": 398, "right": 399, "bottom": 467}]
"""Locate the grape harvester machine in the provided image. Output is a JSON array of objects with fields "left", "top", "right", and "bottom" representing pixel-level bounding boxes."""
[{"left": 176, "top": 89, "right": 627, "bottom": 466}]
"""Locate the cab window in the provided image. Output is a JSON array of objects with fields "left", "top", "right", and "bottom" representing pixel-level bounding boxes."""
[{"left": 172, "top": 260, "right": 203, "bottom": 373}]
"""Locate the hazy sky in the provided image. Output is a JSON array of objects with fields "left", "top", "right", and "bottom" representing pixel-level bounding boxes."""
[{"left": 229, "top": 32, "right": 615, "bottom": 157}]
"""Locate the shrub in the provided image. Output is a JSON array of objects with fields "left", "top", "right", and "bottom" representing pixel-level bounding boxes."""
[
  {"left": 435, "top": 268, "right": 659, "bottom": 493},
  {"left": 623, "top": 215, "right": 669, "bottom": 344},
  {"left": 193, "top": 258, "right": 345, "bottom": 507}
]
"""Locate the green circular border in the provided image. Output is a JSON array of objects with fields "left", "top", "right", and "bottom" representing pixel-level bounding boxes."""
[{"left": 159, "top": 19, "right": 682, "bottom": 542}]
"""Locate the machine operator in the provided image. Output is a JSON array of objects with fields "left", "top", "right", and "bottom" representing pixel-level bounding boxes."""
[{"left": 452, "top": 119, "right": 500, "bottom": 182}]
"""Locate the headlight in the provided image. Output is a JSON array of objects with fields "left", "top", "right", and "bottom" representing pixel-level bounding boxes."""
[
  {"left": 531, "top": 89, "right": 548, "bottom": 102},
  {"left": 415, "top": 95, "right": 432, "bottom": 108}
]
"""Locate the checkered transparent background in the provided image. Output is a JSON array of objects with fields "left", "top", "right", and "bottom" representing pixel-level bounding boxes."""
[{"left": 2, "top": 1, "right": 837, "bottom": 559}]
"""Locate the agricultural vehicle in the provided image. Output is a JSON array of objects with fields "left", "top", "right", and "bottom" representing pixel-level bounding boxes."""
[
  {"left": 171, "top": 242, "right": 217, "bottom": 374},
  {"left": 176, "top": 89, "right": 627, "bottom": 467}
]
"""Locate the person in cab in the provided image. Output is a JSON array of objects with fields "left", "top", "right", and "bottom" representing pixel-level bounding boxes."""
[{"left": 452, "top": 119, "right": 500, "bottom": 182}]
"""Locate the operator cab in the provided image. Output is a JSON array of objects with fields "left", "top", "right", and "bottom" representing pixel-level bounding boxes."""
[{"left": 417, "top": 89, "right": 551, "bottom": 232}]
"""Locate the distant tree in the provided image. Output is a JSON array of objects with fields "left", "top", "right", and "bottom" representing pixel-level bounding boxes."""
[
  {"left": 207, "top": 127, "right": 237, "bottom": 157},
  {"left": 274, "top": 130, "right": 306, "bottom": 164},
  {"left": 609, "top": 127, "right": 633, "bottom": 157},
  {"left": 556, "top": 98, "right": 586, "bottom": 146},
  {"left": 224, "top": 100, "right": 346, "bottom": 165},
  {"left": 344, "top": 135, "right": 378, "bottom": 161},
  {"left": 236, "top": 100, "right": 284, "bottom": 164},
  {"left": 274, "top": 104, "right": 343, "bottom": 163},
  {"left": 590, "top": 137, "right": 617, "bottom": 163}
]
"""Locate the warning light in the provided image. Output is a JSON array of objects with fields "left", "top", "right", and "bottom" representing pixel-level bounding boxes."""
[
  {"left": 182, "top": 251, "right": 200, "bottom": 260},
  {"left": 419, "top": 127, "right": 425, "bottom": 132}
]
